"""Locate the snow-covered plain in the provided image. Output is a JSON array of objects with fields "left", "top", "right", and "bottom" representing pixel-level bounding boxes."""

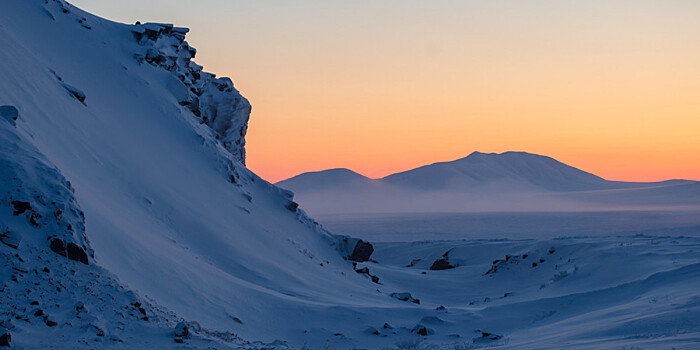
[{"left": 1, "top": 1, "right": 699, "bottom": 349}]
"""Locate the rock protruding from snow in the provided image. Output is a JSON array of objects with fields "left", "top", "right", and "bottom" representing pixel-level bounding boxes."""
[
  {"left": 349, "top": 240, "right": 374, "bottom": 262},
  {"left": 0, "top": 228, "right": 21, "bottom": 249},
  {"left": 0, "top": 106, "right": 18, "bottom": 126},
  {"left": 0, "top": 331, "right": 9, "bottom": 347},
  {"left": 1, "top": 116, "right": 92, "bottom": 264},
  {"left": 131, "top": 22, "right": 250, "bottom": 164}
]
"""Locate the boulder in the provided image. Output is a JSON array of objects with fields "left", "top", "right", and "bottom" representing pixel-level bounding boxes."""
[
  {"left": 348, "top": 240, "right": 374, "bottom": 262},
  {"left": 174, "top": 322, "right": 189, "bottom": 338},
  {"left": 10, "top": 201, "right": 31, "bottom": 216},
  {"left": 0, "top": 105, "right": 18, "bottom": 125},
  {"left": 390, "top": 292, "right": 420, "bottom": 304},
  {"left": 0, "top": 230, "right": 21, "bottom": 249},
  {"left": 60, "top": 82, "right": 86, "bottom": 103},
  {"left": 49, "top": 238, "right": 67, "bottom": 257},
  {"left": 411, "top": 325, "right": 433, "bottom": 336},
  {"left": 66, "top": 243, "right": 89, "bottom": 265},
  {"left": 0, "top": 332, "right": 10, "bottom": 347},
  {"left": 429, "top": 258, "right": 455, "bottom": 271}
]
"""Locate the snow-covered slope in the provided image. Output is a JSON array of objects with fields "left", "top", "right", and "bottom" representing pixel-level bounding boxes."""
[
  {"left": 2, "top": 1, "right": 699, "bottom": 349},
  {"left": 383, "top": 151, "right": 612, "bottom": 191},
  {"left": 278, "top": 151, "right": 700, "bottom": 214},
  {"left": 0, "top": 0, "right": 383, "bottom": 347}
]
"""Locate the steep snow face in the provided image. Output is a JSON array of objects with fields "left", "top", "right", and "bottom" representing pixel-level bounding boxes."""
[
  {"left": 131, "top": 22, "right": 251, "bottom": 163},
  {"left": 0, "top": 0, "right": 384, "bottom": 346}
]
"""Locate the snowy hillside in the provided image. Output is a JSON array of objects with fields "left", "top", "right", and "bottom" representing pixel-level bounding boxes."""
[
  {"left": 278, "top": 151, "right": 700, "bottom": 214},
  {"left": 2, "top": 1, "right": 699, "bottom": 349},
  {"left": 0, "top": 0, "right": 380, "bottom": 347}
]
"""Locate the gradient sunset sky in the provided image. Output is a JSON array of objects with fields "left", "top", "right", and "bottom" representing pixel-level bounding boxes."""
[{"left": 72, "top": 0, "right": 700, "bottom": 183}]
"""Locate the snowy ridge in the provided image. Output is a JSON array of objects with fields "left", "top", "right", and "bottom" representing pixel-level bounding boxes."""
[
  {"left": 278, "top": 151, "right": 700, "bottom": 214},
  {"left": 2, "top": 1, "right": 699, "bottom": 349}
]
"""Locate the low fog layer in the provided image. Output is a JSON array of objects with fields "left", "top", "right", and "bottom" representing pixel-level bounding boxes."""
[{"left": 278, "top": 152, "right": 700, "bottom": 215}]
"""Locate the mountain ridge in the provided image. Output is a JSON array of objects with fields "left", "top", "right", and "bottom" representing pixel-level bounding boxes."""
[{"left": 277, "top": 151, "right": 700, "bottom": 214}]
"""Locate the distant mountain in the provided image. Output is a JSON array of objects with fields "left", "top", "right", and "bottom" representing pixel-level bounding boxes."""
[
  {"left": 278, "top": 168, "right": 375, "bottom": 192},
  {"left": 277, "top": 151, "right": 700, "bottom": 214},
  {"left": 382, "top": 151, "right": 611, "bottom": 192}
]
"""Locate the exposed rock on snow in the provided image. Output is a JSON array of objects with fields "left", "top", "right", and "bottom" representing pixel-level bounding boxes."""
[
  {"left": 0, "top": 106, "right": 18, "bottom": 126},
  {"left": 132, "top": 22, "right": 250, "bottom": 164},
  {"left": 390, "top": 292, "right": 420, "bottom": 304},
  {"left": 59, "top": 82, "right": 86, "bottom": 103},
  {"left": 0, "top": 332, "right": 9, "bottom": 347},
  {"left": 349, "top": 239, "right": 374, "bottom": 262},
  {"left": 0, "top": 229, "right": 21, "bottom": 249},
  {"left": 429, "top": 258, "right": 455, "bottom": 270},
  {"left": 1, "top": 119, "right": 92, "bottom": 265}
]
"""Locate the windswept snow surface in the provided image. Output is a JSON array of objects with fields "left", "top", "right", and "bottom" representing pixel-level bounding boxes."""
[{"left": 2, "top": 1, "right": 699, "bottom": 349}]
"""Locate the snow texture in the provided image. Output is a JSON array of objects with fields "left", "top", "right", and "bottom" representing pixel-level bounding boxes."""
[{"left": 1, "top": 1, "right": 699, "bottom": 349}]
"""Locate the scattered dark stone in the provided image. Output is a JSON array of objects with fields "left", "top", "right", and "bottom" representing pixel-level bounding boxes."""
[
  {"left": 43, "top": 267, "right": 50, "bottom": 273},
  {"left": 0, "top": 332, "right": 10, "bottom": 347},
  {"left": 371, "top": 276, "right": 380, "bottom": 284},
  {"left": 34, "top": 309, "right": 44, "bottom": 317},
  {"left": 383, "top": 322, "right": 393, "bottom": 329},
  {"left": 10, "top": 201, "right": 31, "bottom": 216},
  {"left": 66, "top": 243, "right": 89, "bottom": 265},
  {"left": 0, "top": 105, "right": 19, "bottom": 124},
  {"left": 355, "top": 267, "right": 370, "bottom": 275},
  {"left": 430, "top": 258, "right": 455, "bottom": 271},
  {"left": 60, "top": 83, "right": 86, "bottom": 103},
  {"left": 406, "top": 259, "right": 421, "bottom": 267},
  {"left": 436, "top": 305, "right": 447, "bottom": 311},
  {"left": 0, "top": 230, "right": 21, "bottom": 249},
  {"left": 348, "top": 240, "right": 374, "bottom": 262},
  {"left": 522, "top": 254, "right": 528, "bottom": 259},
  {"left": 174, "top": 337, "right": 184, "bottom": 344},
  {"left": 411, "top": 325, "right": 432, "bottom": 336},
  {"left": 30, "top": 301, "right": 39, "bottom": 306},
  {"left": 46, "top": 319, "right": 57, "bottom": 327},
  {"left": 548, "top": 249, "right": 555, "bottom": 254},
  {"left": 532, "top": 262, "right": 538, "bottom": 267},
  {"left": 505, "top": 255, "right": 512, "bottom": 261},
  {"left": 390, "top": 292, "right": 420, "bottom": 304},
  {"left": 285, "top": 201, "right": 299, "bottom": 212},
  {"left": 539, "top": 258, "right": 545, "bottom": 263},
  {"left": 174, "top": 322, "right": 189, "bottom": 338},
  {"left": 49, "top": 239, "right": 67, "bottom": 257}
]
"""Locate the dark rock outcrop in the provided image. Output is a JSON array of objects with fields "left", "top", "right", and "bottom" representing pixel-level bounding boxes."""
[
  {"left": 131, "top": 22, "right": 250, "bottom": 164},
  {"left": 429, "top": 258, "right": 455, "bottom": 270},
  {"left": 174, "top": 322, "right": 189, "bottom": 338},
  {"left": 66, "top": 242, "right": 89, "bottom": 265},
  {"left": 0, "top": 105, "right": 18, "bottom": 126},
  {"left": 0, "top": 332, "right": 10, "bottom": 347},
  {"left": 349, "top": 240, "right": 374, "bottom": 262},
  {"left": 0, "top": 229, "right": 21, "bottom": 249},
  {"left": 390, "top": 292, "right": 420, "bottom": 304}
]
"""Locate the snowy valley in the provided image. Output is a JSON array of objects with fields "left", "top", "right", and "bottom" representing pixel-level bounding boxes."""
[{"left": 1, "top": 1, "right": 699, "bottom": 349}]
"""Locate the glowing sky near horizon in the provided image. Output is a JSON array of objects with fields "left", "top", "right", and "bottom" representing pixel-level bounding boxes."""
[{"left": 71, "top": 0, "right": 700, "bottom": 183}]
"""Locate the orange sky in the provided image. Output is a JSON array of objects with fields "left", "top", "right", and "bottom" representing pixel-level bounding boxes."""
[{"left": 73, "top": 1, "right": 700, "bottom": 183}]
